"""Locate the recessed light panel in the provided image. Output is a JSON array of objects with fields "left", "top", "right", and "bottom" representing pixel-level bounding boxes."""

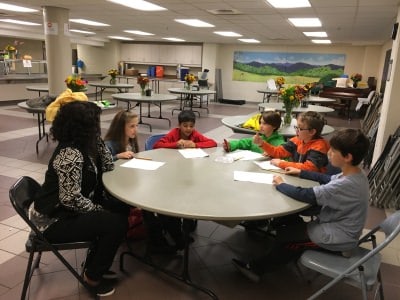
[
  {"left": 0, "top": 19, "right": 41, "bottom": 26},
  {"left": 163, "top": 37, "right": 185, "bottom": 42},
  {"left": 238, "top": 39, "right": 260, "bottom": 43},
  {"left": 108, "top": 36, "right": 134, "bottom": 40},
  {"left": 311, "top": 39, "right": 331, "bottom": 44},
  {"left": 175, "top": 19, "right": 214, "bottom": 27},
  {"left": 70, "top": 29, "right": 96, "bottom": 35},
  {"left": 0, "top": 3, "right": 38, "bottom": 12},
  {"left": 214, "top": 31, "right": 242, "bottom": 37},
  {"left": 69, "top": 19, "right": 109, "bottom": 26},
  {"left": 289, "top": 18, "right": 321, "bottom": 27},
  {"left": 107, "top": 0, "right": 167, "bottom": 11},
  {"left": 124, "top": 30, "right": 154, "bottom": 36},
  {"left": 303, "top": 32, "right": 327, "bottom": 37},
  {"left": 266, "top": 0, "right": 311, "bottom": 8}
]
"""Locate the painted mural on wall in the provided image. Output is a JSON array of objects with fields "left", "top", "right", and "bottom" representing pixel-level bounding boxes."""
[{"left": 233, "top": 51, "right": 345, "bottom": 84}]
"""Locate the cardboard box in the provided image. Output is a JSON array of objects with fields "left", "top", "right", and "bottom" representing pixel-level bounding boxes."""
[{"left": 125, "top": 69, "right": 139, "bottom": 76}]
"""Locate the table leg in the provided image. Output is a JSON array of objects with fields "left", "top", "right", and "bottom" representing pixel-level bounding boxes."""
[
  {"left": 35, "top": 112, "right": 48, "bottom": 154},
  {"left": 137, "top": 103, "right": 152, "bottom": 132},
  {"left": 141, "top": 102, "right": 171, "bottom": 127}
]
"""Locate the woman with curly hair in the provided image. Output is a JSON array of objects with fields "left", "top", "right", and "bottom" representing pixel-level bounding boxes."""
[{"left": 30, "top": 101, "right": 127, "bottom": 297}]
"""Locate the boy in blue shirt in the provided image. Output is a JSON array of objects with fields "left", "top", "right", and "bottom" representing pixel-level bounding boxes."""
[{"left": 233, "top": 128, "right": 370, "bottom": 282}]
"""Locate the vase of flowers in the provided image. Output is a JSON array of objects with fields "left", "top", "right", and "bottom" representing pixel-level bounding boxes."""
[
  {"left": 108, "top": 68, "right": 118, "bottom": 84},
  {"left": 64, "top": 74, "right": 87, "bottom": 92},
  {"left": 279, "top": 85, "right": 304, "bottom": 126},
  {"left": 275, "top": 76, "right": 285, "bottom": 90},
  {"left": 351, "top": 73, "right": 362, "bottom": 88},
  {"left": 137, "top": 76, "right": 149, "bottom": 96},
  {"left": 184, "top": 73, "right": 196, "bottom": 90}
]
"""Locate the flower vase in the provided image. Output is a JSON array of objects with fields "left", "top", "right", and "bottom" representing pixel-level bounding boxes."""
[
  {"left": 141, "top": 86, "right": 146, "bottom": 96},
  {"left": 283, "top": 107, "right": 292, "bottom": 126},
  {"left": 353, "top": 81, "right": 358, "bottom": 88},
  {"left": 185, "top": 82, "right": 191, "bottom": 90},
  {"left": 110, "top": 77, "right": 116, "bottom": 84}
]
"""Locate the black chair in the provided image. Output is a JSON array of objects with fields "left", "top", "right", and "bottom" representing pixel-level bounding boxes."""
[{"left": 9, "top": 176, "right": 94, "bottom": 300}]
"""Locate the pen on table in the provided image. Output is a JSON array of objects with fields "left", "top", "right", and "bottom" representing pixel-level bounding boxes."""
[
  {"left": 134, "top": 156, "right": 152, "bottom": 161},
  {"left": 233, "top": 156, "right": 244, "bottom": 161}
]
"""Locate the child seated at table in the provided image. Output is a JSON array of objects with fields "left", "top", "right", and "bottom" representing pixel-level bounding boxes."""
[
  {"left": 104, "top": 110, "right": 139, "bottom": 161},
  {"left": 253, "top": 111, "right": 329, "bottom": 172},
  {"left": 154, "top": 110, "right": 217, "bottom": 149},
  {"left": 233, "top": 128, "right": 370, "bottom": 282},
  {"left": 223, "top": 111, "right": 285, "bottom": 153}
]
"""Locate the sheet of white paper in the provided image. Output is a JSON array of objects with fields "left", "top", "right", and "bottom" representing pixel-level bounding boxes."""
[
  {"left": 178, "top": 148, "right": 209, "bottom": 158},
  {"left": 234, "top": 171, "right": 274, "bottom": 184},
  {"left": 254, "top": 160, "right": 282, "bottom": 170},
  {"left": 121, "top": 158, "right": 165, "bottom": 170},
  {"left": 23, "top": 59, "right": 32, "bottom": 68},
  {"left": 226, "top": 150, "right": 264, "bottom": 161}
]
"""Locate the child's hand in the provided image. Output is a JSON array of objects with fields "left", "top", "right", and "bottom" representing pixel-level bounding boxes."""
[
  {"left": 182, "top": 140, "right": 196, "bottom": 148},
  {"left": 284, "top": 167, "right": 301, "bottom": 176},
  {"left": 223, "top": 139, "right": 230, "bottom": 152},
  {"left": 253, "top": 132, "right": 263, "bottom": 146},
  {"left": 270, "top": 158, "right": 281, "bottom": 166},
  {"left": 119, "top": 151, "right": 135, "bottom": 159},
  {"left": 272, "top": 175, "right": 284, "bottom": 186},
  {"left": 177, "top": 139, "right": 185, "bottom": 148}
]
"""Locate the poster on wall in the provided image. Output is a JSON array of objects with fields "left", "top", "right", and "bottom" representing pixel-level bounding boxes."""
[{"left": 233, "top": 51, "right": 345, "bottom": 85}]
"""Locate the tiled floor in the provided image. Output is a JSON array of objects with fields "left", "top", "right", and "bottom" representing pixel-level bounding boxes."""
[{"left": 0, "top": 95, "right": 399, "bottom": 299}]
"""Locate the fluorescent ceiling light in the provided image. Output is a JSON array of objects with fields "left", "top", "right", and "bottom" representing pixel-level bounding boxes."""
[
  {"left": 0, "top": 19, "right": 41, "bottom": 26},
  {"left": 124, "top": 30, "right": 154, "bottom": 36},
  {"left": 0, "top": 3, "right": 38, "bottom": 12},
  {"left": 238, "top": 38, "right": 260, "bottom": 43},
  {"left": 107, "top": 0, "right": 167, "bottom": 11},
  {"left": 175, "top": 19, "right": 214, "bottom": 27},
  {"left": 266, "top": 0, "right": 311, "bottom": 8},
  {"left": 108, "top": 36, "right": 134, "bottom": 40},
  {"left": 214, "top": 31, "right": 242, "bottom": 37},
  {"left": 289, "top": 18, "right": 321, "bottom": 27},
  {"left": 303, "top": 31, "right": 327, "bottom": 37},
  {"left": 70, "top": 29, "right": 95, "bottom": 35},
  {"left": 163, "top": 37, "right": 185, "bottom": 42},
  {"left": 311, "top": 39, "right": 331, "bottom": 44},
  {"left": 69, "top": 19, "right": 109, "bottom": 26}
]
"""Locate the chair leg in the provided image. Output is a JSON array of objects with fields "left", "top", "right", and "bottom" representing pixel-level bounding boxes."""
[{"left": 21, "top": 250, "right": 36, "bottom": 300}]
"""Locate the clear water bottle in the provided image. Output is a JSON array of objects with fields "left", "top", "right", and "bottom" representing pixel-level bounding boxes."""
[{"left": 176, "top": 64, "right": 181, "bottom": 79}]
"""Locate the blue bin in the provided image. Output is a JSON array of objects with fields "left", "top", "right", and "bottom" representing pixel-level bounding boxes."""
[{"left": 180, "top": 67, "right": 189, "bottom": 81}]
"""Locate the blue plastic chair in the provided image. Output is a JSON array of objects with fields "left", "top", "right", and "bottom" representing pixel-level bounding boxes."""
[{"left": 144, "top": 133, "right": 166, "bottom": 150}]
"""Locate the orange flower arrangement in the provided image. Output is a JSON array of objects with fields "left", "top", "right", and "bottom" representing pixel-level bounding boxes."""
[{"left": 65, "top": 74, "right": 87, "bottom": 92}]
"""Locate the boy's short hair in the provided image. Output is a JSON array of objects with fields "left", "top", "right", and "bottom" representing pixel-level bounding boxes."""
[
  {"left": 329, "top": 128, "right": 370, "bottom": 166},
  {"left": 178, "top": 110, "right": 196, "bottom": 124},
  {"left": 298, "top": 111, "right": 325, "bottom": 137},
  {"left": 260, "top": 111, "right": 282, "bottom": 131}
]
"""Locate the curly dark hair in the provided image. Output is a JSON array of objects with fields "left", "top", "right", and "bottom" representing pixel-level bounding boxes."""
[
  {"left": 50, "top": 101, "right": 101, "bottom": 156},
  {"left": 104, "top": 110, "right": 139, "bottom": 153}
]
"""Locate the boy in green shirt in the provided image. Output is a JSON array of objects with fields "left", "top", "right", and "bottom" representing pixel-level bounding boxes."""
[{"left": 223, "top": 111, "right": 285, "bottom": 153}]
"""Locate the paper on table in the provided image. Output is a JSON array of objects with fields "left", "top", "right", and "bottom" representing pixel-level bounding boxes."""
[
  {"left": 254, "top": 160, "right": 282, "bottom": 171},
  {"left": 234, "top": 171, "right": 274, "bottom": 184},
  {"left": 121, "top": 158, "right": 165, "bottom": 170},
  {"left": 178, "top": 148, "right": 209, "bottom": 158},
  {"left": 226, "top": 150, "right": 264, "bottom": 161}
]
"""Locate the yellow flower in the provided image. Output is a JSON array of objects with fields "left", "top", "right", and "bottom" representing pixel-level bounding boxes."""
[
  {"left": 108, "top": 69, "right": 119, "bottom": 78},
  {"left": 184, "top": 73, "right": 196, "bottom": 84},
  {"left": 275, "top": 76, "right": 285, "bottom": 86}
]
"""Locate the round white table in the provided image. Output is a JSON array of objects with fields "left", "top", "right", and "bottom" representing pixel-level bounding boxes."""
[
  {"left": 168, "top": 87, "right": 216, "bottom": 115},
  {"left": 257, "top": 89, "right": 280, "bottom": 103},
  {"left": 258, "top": 102, "right": 335, "bottom": 114},
  {"left": 25, "top": 85, "right": 49, "bottom": 96},
  {"left": 89, "top": 81, "right": 134, "bottom": 101},
  {"left": 221, "top": 113, "right": 335, "bottom": 136},
  {"left": 103, "top": 147, "right": 316, "bottom": 299},
  {"left": 111, "top": 93, "right": 177, "bottom": 131}
]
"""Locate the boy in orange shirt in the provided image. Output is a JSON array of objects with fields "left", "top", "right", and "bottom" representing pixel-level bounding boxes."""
[{"left": 253, "top": 111, "right": 329, "bottom": 172}]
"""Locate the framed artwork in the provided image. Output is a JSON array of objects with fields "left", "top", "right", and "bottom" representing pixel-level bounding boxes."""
[{"left": 233, "top": 51, "right": 345, "bottom": 84}]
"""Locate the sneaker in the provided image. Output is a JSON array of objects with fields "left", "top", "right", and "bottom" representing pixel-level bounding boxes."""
[
  {"left": 232, "top": 258, "right": 261, "bottom": 283},
  {"left": 90, "top": 281, "right": 115, "bottom": 297},
  {"left": 102, "top": 270, "right": 118, "bottom": 280}
]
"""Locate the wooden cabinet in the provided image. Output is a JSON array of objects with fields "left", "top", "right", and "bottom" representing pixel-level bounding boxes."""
[{"left": 121, "top": 43, "right": 202, "bottom": 67}]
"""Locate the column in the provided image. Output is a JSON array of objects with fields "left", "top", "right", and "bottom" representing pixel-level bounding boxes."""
[{"left": 43, "top": 6, "right": 71, "bottom": 96}]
